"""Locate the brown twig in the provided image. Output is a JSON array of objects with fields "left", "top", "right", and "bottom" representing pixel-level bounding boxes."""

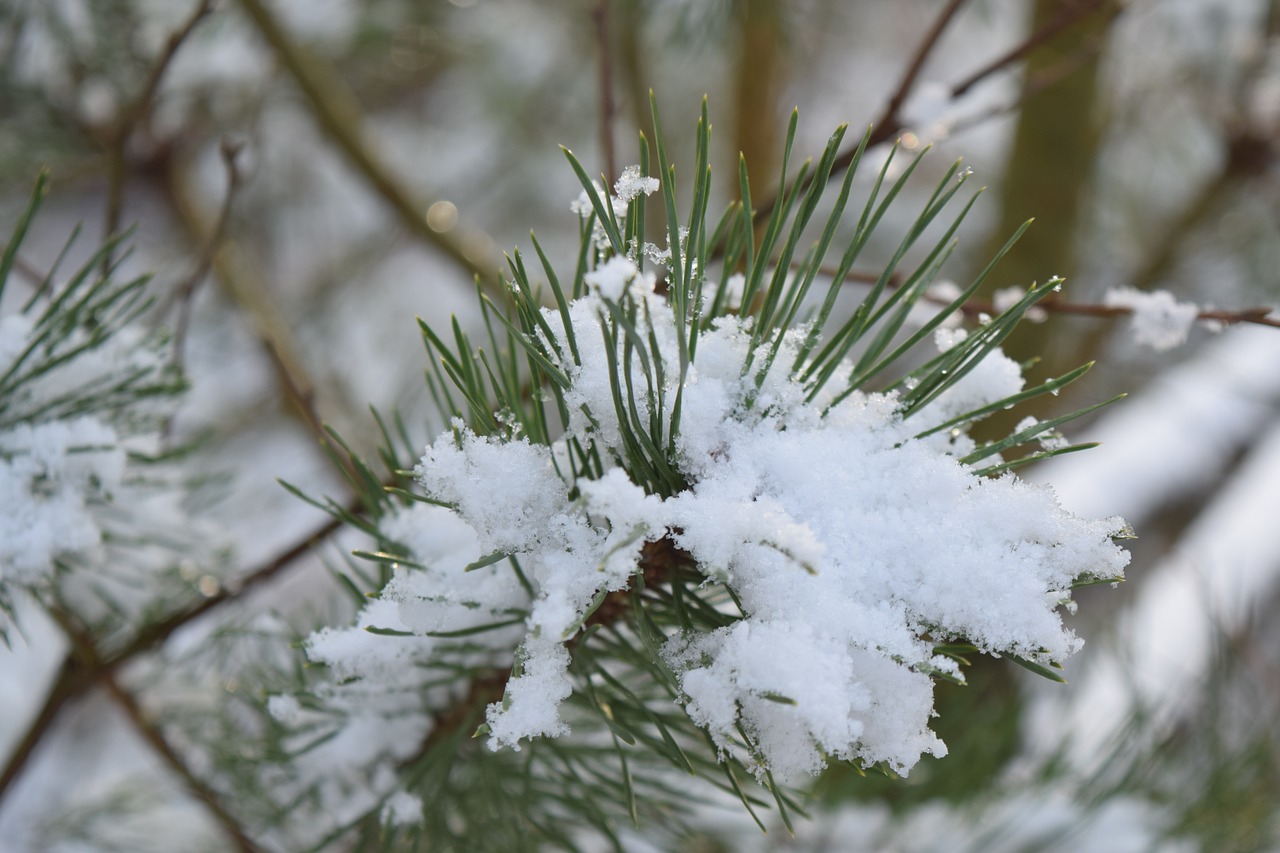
[
  {"left": 102, "top": 671, "right": 263, "bottom": 852},
  {"left": 592, "top": 0, "right": 617, "bottom": 186},
  {"left": 872, "top": 0, "right": 969, "bottom": 142},
  {"left": 168, "top": 137, "right": 244, "bottom": 375},
  {"left": 948, "top": 33, "right": 1107, "bottom": 138},
  {"left": 0, "top": 244, "right": 51, "bottom": 291},
  {"left": 967, "top": 298, "right": 1280, "bottom": 329},
  {"left": 0, "top": 656, "right": 82, "bottom": 803},
  {"left": 820, "top": 262, "right": 1280, "bottom": 329},
  {"left": 233, "top": 0, "right": 503, "bottom": 288},
  {"left": 160, "top": 150, "right": 365, "bottom": 485},
  {"left": 38, "top": 607, "right": 263, "bottom": 851},
  {"left": 100, "top": 0, "right": 214, "bottom": 274}
]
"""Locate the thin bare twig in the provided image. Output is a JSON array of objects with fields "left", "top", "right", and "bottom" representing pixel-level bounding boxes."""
[
  {"left": 169, "top": 137, "right": 244, "bottom": 375},
  {"left": 101, "top": 0, "right": 214, "bottom": 273},
  {"left": 39, "top": 607, "right": 262, "bottom": 851},
  {"left": 0, "top": 245, "right": 49, "bottom": 290},
  {"left": 967, "top": 298, "right": 1280, "bottom": 329},
  {"left": 872, "top": 0, "right": 969, "bottom": 141},
  {"left": 750, "top": 0, "right": 1121, "bottom": 232},
  {"left": 0, "top": 656, "right": 81, "bottom": 802},
  {"left": 948, "top": 33, "right": 1107, "bottom": 137},
  {"left": 161, "top": 153, "right": 363, "bottom": 484},
  {"left": 950, "top": 0, "right": 1118, "bottom": 99},
  {"left": 820, "top": 262, "right": 1280, "bottom": 329}
]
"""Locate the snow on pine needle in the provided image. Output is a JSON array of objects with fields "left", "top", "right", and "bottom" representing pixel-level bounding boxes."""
[
  {"left": 284, "top": 106, "right": 1131, "bottom": 838},
  {"left": 0, "top": 177, "right": 226, "bottom": 641}
]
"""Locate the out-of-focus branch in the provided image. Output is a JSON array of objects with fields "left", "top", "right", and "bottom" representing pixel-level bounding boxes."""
[
  {"left": 163, "top": 154, "right": 362, "bottom": 485},
  {"left": 592, "top": 1, "right": 617, "bottom": 186},
  {"left": 949, "top": 34, "right": 1108, "bottom": 137},
  {"left": 872, "top": 0, "right": 969, "bottom": 143},
  {"left": 41, "top": 608, "right": 262, "bottom": 852},
  {"left": 101, "top": 0, "right": 214, "bottom": 272},
  {"left": 0, "top": 656, "right": 80, "bottom": 803},
  {"left": 233, "top": 0, "right": 502, "bottom": 287},
  {"left": 949, "top": 0, "right": 1119, "bottom": 99},
  {"left": 751, "top": 0, "right": 968, "bottom": 227},
  {"left": 0, "top": 511, "right": 346, "bottom": 807},
  {"left": 821, "top": 262, "right": 1280, "bottom": 330},
  {"left": 167, "top": 137, "right": 243, "bottom": 376},
  {"left": 956, "top": 296, "right": 1280, "bottom": 329},
  {"left": 103, "top": 673, "right": 263, "bottom": 852}
]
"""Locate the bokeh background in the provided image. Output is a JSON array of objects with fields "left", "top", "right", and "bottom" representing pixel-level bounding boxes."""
[{"left": 2, "top": 0, "right": 1279, "bottom": 850}]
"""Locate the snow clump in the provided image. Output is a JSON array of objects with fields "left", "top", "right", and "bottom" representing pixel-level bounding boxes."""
[
  {"left": 1104, "top": 286, "right": 1200, "bottom": 351},
  {"left": 304, "top": 254, "right": 1130, "bottom": 781}
]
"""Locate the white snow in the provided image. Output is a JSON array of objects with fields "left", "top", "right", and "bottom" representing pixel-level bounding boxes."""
[
  {"left": 1104, "top": 286, "right": 1200, "bottom": 351},
  {"left": 613, "top": 165, "right": 660, "bottom": 204}
]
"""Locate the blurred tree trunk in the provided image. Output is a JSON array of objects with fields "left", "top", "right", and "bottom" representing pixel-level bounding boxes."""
[
  {"left": 984, "top": 0, "right": 1119, "bottom": 414},
  {"left": 733, "top": 0, "right": 786, "bottom": 203}
]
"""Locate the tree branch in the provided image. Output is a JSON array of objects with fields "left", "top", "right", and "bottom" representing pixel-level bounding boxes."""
[
  {"left": 396, "top": 535, "right": 690, "bottom": 773},
  {"left": 233, "top": 0, "right": 503, "bottom": 287},
  {"left": 873, "top": 0, "right": 969, "bottom": 140},
  {"left": 162, "top": 154, "right": 362, "bottom": 486},
  {"left": 103, "top": 669, "right": 264, "bottom": 851},
  {"left": 823, "top": 262, "right": 1280, "bottom": 329},
  {"left": 0, "top": 512, "right": 345, "bottom": 807},
  {"left": 949, "top": 0, "right": 1119, "bottom": 99},
  {"left": 751, "top": 0, "right": 968, "bottom": 228},
  {"left": 167, "top": 137, "right": 244, "bottom": 377}
]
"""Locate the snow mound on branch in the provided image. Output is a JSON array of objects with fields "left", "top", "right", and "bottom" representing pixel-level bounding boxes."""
[{"left": 1104, "top": 286, "right": 1200, "bottom": 351}]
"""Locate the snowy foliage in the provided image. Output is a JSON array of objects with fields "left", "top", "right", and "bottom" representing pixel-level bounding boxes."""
[
  {"left": 302, "top": 264, "right": 1128, "bottom": 780},
  {"left": 285, "top": 112, "right": 1130, "bottom": 827},
  {"left": 0, "top": 184, "right": 227, "bottom": 638}
]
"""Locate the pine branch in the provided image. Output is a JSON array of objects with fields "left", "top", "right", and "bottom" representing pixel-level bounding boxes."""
[
  {"left": 949, "top": 0, "right": 1121, "bottom": 99},
  {"left": 396, "top": 535, "right": 690, "bottom": 770}
]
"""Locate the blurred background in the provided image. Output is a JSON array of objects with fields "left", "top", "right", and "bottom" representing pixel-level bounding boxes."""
[{"left": 1, "top": 0, "right": 1279, "bottom": 850}]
